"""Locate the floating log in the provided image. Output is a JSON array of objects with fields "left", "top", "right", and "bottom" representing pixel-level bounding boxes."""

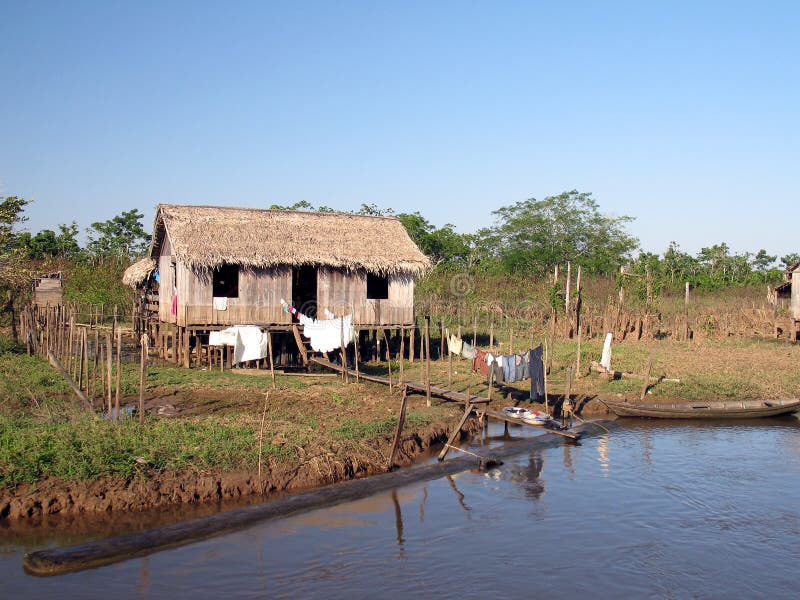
[{"left": 24, "top": 420, "right": 616, "bottom": 576}]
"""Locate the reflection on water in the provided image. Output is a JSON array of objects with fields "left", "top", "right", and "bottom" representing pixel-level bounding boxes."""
[
  {"left": 3, "top": 417, "right": 800, "bottom": 599},
  {"left": 597, "top": 435, "right": 610, "bottom": 475}
]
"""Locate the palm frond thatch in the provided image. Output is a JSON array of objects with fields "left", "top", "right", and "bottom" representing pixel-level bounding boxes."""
[
  {"left": 122, "top": 257, "right": 156, "bottom": 287},
  {"left": 150, "top": 204, "right": 431, "bottom": 275}
]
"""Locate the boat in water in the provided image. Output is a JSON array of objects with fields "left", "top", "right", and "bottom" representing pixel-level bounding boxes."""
[{"left": 598, "top": 397, "right": 800, "bottom": 419}]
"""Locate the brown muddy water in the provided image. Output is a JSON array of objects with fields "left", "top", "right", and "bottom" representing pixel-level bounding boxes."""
[{"left": 3, "top": 417, "right": 800, "bottom": 599}]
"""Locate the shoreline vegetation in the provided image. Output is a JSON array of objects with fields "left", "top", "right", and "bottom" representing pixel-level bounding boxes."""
[{"left": 2, "top": 328, "right": 799, "bottom": 521}]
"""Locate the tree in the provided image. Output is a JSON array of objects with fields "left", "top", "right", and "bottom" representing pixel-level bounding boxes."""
[
  {"left": 0, "top": 196, "right": 32, "bottom": 340},
  {"left": 487, "top": 190, "right": 638, "bottom": 275},
  {"left": 396, "top": 212, "right": 471, "bottom": 268},
  {"left": 781, "top": 253, "right": 800, "bottom": 270},
  {"left": 20, "top": 222, "right": 81, "bottom": 259},
  {"left": 86, "top": 209, "right": 150, "bottom": 259}
]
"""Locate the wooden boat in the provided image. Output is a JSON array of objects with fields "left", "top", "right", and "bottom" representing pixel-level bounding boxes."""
[{"left": 599, "top": 398, "right": 800, "bottom": 419}]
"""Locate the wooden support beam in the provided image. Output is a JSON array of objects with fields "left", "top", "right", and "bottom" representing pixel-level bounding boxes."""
[
  {"left": 437, "top": 403, "right": 473, "bottom": 461},
  {"left": 387, "top": 389, "right": 408, "bottom": 467},
  {"left": 47, "top": 348, "right": 94, "bottom": 414}
]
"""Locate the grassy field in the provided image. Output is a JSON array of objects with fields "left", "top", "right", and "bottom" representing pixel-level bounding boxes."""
[
  {"left": 2, "top": 329, "right": 799, "bottom": 490},
  {"left": 0, "top": 340, "right": 454, "bottom": 488}
]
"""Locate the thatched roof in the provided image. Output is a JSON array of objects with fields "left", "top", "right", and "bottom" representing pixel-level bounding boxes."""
[
  {"left": 122, "top": 257, "right": 156, "bottom": 287},
  {"left": 150, "top": 204, "right": 431, "bottom": 275}
]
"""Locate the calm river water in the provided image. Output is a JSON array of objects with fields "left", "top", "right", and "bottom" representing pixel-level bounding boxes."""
[{"left": 3, "top": 417, "right": 800, "bottom": 599}]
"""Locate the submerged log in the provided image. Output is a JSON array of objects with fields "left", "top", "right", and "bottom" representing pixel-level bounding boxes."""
[{"left": 24, "top": 420, "right": 617, "bottom": 576}]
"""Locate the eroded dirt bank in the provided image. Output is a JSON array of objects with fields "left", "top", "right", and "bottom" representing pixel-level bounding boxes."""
[{"left": 1, "top": 420, "right": 479, "bottom": 521}]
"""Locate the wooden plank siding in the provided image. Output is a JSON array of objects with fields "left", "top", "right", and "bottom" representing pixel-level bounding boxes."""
[
  {"left": 156, "top": 228, "right": 416, "bottom": 328},
  {"left": 179, "top": 266, "right": 292, "bottom": 327},
  {"left": 33, "top": 279, "right": 63, "bottom": 307},
  {"left": 158, "top": 234, "right": 175, "bottom": 324},
  {"left": 317, "top": 268, "right": 414, "bottom": 326}
]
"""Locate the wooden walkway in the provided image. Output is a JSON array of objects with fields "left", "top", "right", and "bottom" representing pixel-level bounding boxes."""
[{"left": 309, "top": 356, "right": 490, "bottom": 406}]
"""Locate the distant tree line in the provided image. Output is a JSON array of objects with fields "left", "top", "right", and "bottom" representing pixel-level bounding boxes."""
[
  {"left": 1, "top": 192, "right": 797, "bottom": 319},
  {"left": 273, "top": 192, "right": 795, "bottom": 291}
]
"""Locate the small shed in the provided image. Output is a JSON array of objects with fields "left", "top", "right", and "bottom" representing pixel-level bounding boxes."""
[
  {"left": 142, "top": 204, "right": 431, "bottom": 328},
  {"left": 776, "top": 261, "right": 800, "bottom": 341},
  {"left": 33, "top": 272, "right": 63, "bottom": 307}
]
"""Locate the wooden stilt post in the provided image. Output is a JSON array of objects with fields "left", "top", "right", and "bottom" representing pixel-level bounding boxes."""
[
  {"left": 640, "top": 351, "right": 654, "bottom": 400},
  {"left": 398, "top": 331, "right": 405, "bottom": 384},
  {"left": 447, "top": 328, "right": 453, "bottom": 389},
  {"left": 382, "top": 329, "right": 393, "bottom": 393},
  {"left": 424, "top": 316, "right": 431, "bottom": 407},
  {"left": 472, "top": 315, "right": 477, "bottom": 347},
  {"left": 267, "top": 331, "right": 276, "bottom": 389},
  {"left": 354, "top": 326, "right": 361, "bottom": 383},
  {"left": 139, "top": 334, "right": 148, "bottom": 424},
  {"left": 440, "top": 319, "right": 445, "bottom": 362},
  {"left": 575, "top": 265, "right": 583, "bottom": 378},
  {"left": 489, "top": 320, "right": 494, "bottom": 352},
  {"left": 684, "top": 281, "right": 690, "bottom": 341},
  {"left": 339, "top": 315, "right": 349, "bottom": 383},
  {"left": 115, "top": 329, "right": 121, "bottom": 421},
  {"left": 78, "top": 328, "right": 86, "bottom": 396},
  {"left": 106, "top": 333, "right": 113, "bottom": 418},
  {"left": 409, "top": 325, "right": 415, "bottom": 364},
  {"left": 550, "top": 265, "right": 558, "bottom": 365},
  {"left": 565, "top": 261, "right": 572, "bottom": 338},
  {"left": 543, "top": 340, "right": 550, "bottom": 413},
  {"left": 388, "top": 389, "right": 408, "bottom": 466}
]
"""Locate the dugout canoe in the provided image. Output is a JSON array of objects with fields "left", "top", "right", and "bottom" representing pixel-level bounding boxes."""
[{"left": 599, "top": 398, "right": 800, "bottom": 419}]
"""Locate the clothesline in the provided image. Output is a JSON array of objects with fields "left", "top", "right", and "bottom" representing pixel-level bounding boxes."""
[{"left": 446, "top": 329, "right": 545, "bottom": 402}]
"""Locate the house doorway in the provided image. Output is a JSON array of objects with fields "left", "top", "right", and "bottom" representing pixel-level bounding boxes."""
[{"left": 292, "top": 266, "right": 318, "bottom": 318}]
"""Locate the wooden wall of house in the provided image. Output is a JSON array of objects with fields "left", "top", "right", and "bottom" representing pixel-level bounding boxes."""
[
  {"left": 158, "top": 234, "right": 176, "bottom": 324},
  {"left": 317, "top": 268, "right": 414, "bottom": 326},
  {"left": 178, "top": 266, "right": 292, "bottom": 327},
  {"left": 33, "top": 279, "right": 63, "bottom": 307},
  {"left": 792, "top": 270, "right": 800, "bottom": 320}
]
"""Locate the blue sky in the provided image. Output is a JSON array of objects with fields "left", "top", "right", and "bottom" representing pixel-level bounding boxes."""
[{"left": 1, "top": 1, "right": 797, "bottom": 259}]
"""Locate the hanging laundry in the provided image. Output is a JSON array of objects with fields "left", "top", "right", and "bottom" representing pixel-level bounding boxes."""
[
  {"left": 298, "top": 312, "right": 354, "bottom": 352},
  {"left": 515, "top": 353, "right": 529, "bottom": 382},
  {"left": 447, "top": 332, "right": 463, "bottom": 356},
  {"left": 492, "top": 360, "right": 505, "bottom": 384},
  {"left": 209, "top": 326, "right": 269, "bottom": 363},
  {"left": 213, "top": 296, "right": 228, "bottom": 311},
  {"left": 170, "top": 293, "right": 178, "bottom": 316},
  {"left": 473, "top": 349, "right": 489, "bottom": 376},
  {"left": 461, "top": 341, "right": 476, "bottom": 360},
  {"left": 502, "top": 354, "right": 515, "bottom": 383},
  {"left": 529, "top": 345, "right": 545, "bottom": 402}
]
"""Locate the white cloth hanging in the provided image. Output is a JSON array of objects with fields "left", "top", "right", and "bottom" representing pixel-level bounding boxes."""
[
  {"left": 298, "top": 313, "right": 354, "bottom": 352},
  {"left": 208, "top": 326, "right": 268, "bottom": 363}
]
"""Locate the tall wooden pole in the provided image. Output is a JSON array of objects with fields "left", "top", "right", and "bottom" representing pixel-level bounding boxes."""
[
  {"left": 398, "top": 332, "right": 405, "bottom": 384},
  {"left": 139, "top": 334, "right": 148, "bottom": 424},
  {"left": 115, "top": 329, "right": 121, "bottom": 421},
  {"left": 105, "top": 333, "right": 113, "bottom": 417},
  {"left": 267, "top": 332, "right": 276, "bottom": 389},
  {"left": 575, "top": 265, "right": 583, "bottom": 378},
  {"left": 424, "top": 316, "right": 431, "bottom": 407}
]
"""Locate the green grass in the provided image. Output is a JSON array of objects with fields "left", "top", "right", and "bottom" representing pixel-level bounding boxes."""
[{"left": 0, "top": 412, "right": 293, "bottom": 486}]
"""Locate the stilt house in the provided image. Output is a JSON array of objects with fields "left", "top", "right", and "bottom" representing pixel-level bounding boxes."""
[
  {"left": 776, "top": 260, "right": 800, "bottom": 341},
  {"left": 125, "top": 204, "right": 430, "bottom": 338}
]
